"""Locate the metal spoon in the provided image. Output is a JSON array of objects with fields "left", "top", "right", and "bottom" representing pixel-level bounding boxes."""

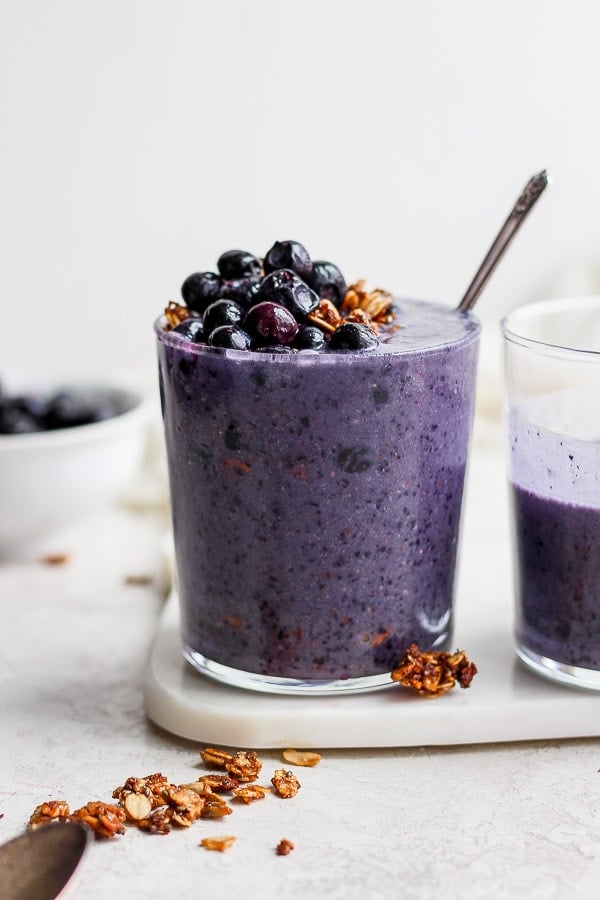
[
  {"left": 457, "top": 169, "right": 549, "bottom": 313},
  {"left": 0, "top": 823, "right": 89, "bottom": 900}
]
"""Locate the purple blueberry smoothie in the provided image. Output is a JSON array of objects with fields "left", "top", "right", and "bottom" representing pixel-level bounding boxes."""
[
  {"left": 509, "top": 394, "right": 600, "bottom": 675},
  {"left": 156, "top": 298, "right": 480, "bottom": 691}
]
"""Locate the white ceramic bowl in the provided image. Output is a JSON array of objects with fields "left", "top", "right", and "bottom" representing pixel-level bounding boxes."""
[{"left": 0, "top": 385, "right": 149, "bottom": 555}]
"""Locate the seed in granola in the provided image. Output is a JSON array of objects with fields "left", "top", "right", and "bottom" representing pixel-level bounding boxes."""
[
  {"left": 276, "top": 838, "right": 295, "bottom": 856},
  {"left": 138, "top": 807, "right": 173, "bottom": 835},
  {"left": 341, "top": 280, "right": 394, "bottom": 324},
  {"left": 163, "top": 786, "right": 205, "bottom": 827},
  {"left": 70, "top": 802, "right": 126, "bottom": 839},
  {"left": 390, "top": 643, "right": 478, "bottom": 697},
  {"left": 123, "top": 792, "right": 153, "bottom": 822},
  {"left": 113, "top": 773, "right": 170, "bottom": 809},
  {"left": 164, "top": 300, "right": 192, "bottom": 330},
  {"left": 232, "top": 784, "right": 268, "bottom": 804},
  {"left": 28, "top": 800, "right": 70, "bottom": 830},
  {"left": 225, "top": 750, "right": 262, "bottom": 782},
  {"left": 306, "top": 298, "right": 343, "bottom": 334},
  {"left": 200, "top": 835, "right": 237, "bottom": 852},
  {"left": 196, "top": 774, "right": 239, "bottom": 793},
  {"left": 271, "top": 769, "right": 301, "bottom": 799},
  {"left": 200, "top": 795, "right": 233, "bottom": 818},
  {"left": 282, "top": 749, "right": 322, "bottom": 768},
  {"left": 200, "top": 747, "right": 234, "bottom": 768}
]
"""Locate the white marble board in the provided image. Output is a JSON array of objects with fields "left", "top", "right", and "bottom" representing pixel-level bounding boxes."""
[{"left": 144, "top": 446, "right": 600, "bottom": 747}]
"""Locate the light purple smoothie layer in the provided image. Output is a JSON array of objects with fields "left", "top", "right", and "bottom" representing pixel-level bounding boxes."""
[{"left": 509, "top": 391, "right": 600, "bottom": 670}]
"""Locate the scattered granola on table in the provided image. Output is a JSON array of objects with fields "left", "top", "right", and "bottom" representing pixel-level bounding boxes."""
[
  {"left": 276, "top": 838, "right": 295, "bottom": 856},
  {"left": 27, "top": 745, "right": 307, "bottom": 846},
  {"left": 391, "top": 642, "right": 478, "bottom": 697},
  {"left": 282, "top": 749, "right": 322, "bottom": 768},
  {"left": 28, "top": 800, "right": 70, "bottom": 829},
  {"left": 70, "top": 802, "right": 126, "bottom": 839},
  {"left": 39, "top": 553, "right": 70, "bottom": 567},
  {"left": 123, "top": 574, "right": 154, "bottom": 586},
  {"left": 232, "top": 784, "right": 269, "bottom": 804},
  {"left": 200, "top": 835, "right": 237, "bottom": 852},
  {"left": 271, "top": 769, "right": 301, "bottom": 799}
]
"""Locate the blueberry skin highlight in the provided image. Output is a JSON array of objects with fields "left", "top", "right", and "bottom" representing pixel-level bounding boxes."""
[
  {"left": 255, "top": 269, "right": 319, "bottom": 319},
  {"left": 263, "top": 240, "right": 313, "bottom": 280},
  {"left": 181, "top": 272, "right": 221, "bottom": 314},
  {"left": 244, "top": 301, "right": 299, "bottom": 345},
  {"left": 208, "top": 325, "right": 252, "bottom": 350},
  {"left": 329, "top": 322, "right": 380, "bottom": 351},
  {"left": 217, "top": 250, "right": 262, "bottom": 280}
]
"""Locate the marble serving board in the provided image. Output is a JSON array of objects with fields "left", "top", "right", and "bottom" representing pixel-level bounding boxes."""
[{"left": 144, "top": 444, "right": 600, "bottom": 748}]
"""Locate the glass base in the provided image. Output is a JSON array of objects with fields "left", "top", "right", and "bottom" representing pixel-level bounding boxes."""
[
  {"left": 183, "top": 645, "right": 396, "bottom": 696},
  {"left": 516, "top": 643, "right": 600, "bottom": 691}
]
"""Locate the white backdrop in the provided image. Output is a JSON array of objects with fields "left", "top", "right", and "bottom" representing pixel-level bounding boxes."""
[{"left": 0, "top": 0, "right": 598, "bottom": 383}]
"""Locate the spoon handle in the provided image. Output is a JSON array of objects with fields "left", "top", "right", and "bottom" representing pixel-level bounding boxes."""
[{"left": 457, "top": 170, "right": 549, "bottom": 313}]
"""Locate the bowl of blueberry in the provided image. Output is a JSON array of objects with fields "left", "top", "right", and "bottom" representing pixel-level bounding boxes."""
[{"left": 0, "top": 380, "right": 149, "bottom": 555}]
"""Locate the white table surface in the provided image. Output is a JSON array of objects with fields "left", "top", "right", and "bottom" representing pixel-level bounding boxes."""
[{"left": 1, "top": 421, "right": 600, "bottom": 900}]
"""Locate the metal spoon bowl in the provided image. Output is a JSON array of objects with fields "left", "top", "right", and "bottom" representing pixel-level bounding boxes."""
[{"left": 0, "top": 823, "right": 89, "bottom": 900}]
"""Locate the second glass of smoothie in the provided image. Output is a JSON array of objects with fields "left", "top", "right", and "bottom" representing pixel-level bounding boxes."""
[
  {"left": 503, "top": 297, "right": 600, "bottom": 690},
  {"left": 157, "top": 260, "right": 480, "bottom": 694}
]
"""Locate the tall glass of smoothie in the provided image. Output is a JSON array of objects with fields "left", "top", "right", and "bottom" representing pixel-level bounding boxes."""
[
  {"left": 156, "top": 242, "right": 480, "bottom": 694},
  {"left": 503, "top": 296, "right": 600, "bottom": 689}
]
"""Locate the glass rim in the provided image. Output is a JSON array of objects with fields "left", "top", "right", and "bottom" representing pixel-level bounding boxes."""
[
  {"left": 501, "top": 295, "right": 600, "bottom": 361},
  {"left": 154, "top": 306, "right": 481, "bottom": 361}
]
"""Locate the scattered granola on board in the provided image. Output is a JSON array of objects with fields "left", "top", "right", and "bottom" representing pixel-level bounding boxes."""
[{"left": 391, "top": 643, "right": 477, "bottom": 697}]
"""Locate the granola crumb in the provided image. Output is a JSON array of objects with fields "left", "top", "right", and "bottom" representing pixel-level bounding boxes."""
[
  {"left": 276, "top": 838, "right": 295, "bottom": 856},
  {"left": 70, "top": 802, "right": 126, "bottom": 839},
  {"left": 164, "top": 301, "right": 190, "bottom": 330},
  {"left": 39, "top": 553, "right": 70, "bottom": 567},
  {"left": 391, "top": 643, "right": 478, "bottom": 697},
  {"left": 341, "top": 280, "right": 395, "bottom": 324},
  {"left": 271, "top": 769, "right": 301, "bottom": 799},
  {"left": 28, "top": 800, "right": 70, "bottom": 830},
  {"left": 232, "top": 784, "right": 269, "bottom": 804},
  {"left": 200, "top": 835, "right": 237, "bottom": 852},
  {"left": 225, "top": 750, "right": 262, "bottom": 782},
  {"left": 123, "top": 574, "right": 154, "bottom": 586},
  {"left": 200, "top": 747, "right": 234, "bottom": 768},
  {"left": 282, "top": 749, "right": 322, "bottom": 768}
]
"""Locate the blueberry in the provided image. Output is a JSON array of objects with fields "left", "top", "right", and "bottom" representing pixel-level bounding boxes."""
[
  {"left": 263, "top": 240, "right": 312, "bottom": 279},
  {"left": 203, "top": 299, "right": 244, "bottom": 335},
  {"left": 307, "top": 260, "right": 347, "bottom": 307},
  {"left": 220, "top": 277, "right": 261, "bottom": 309},
  {"left": 256, "top": 269, "right": 319, "bottom": 319},
  {"left": 329, "top": 322, "right": 380, "bottom": 351},
  {"left": 44, "top": 391, "right": 99, "bottom": 429},
  {"left": 208, "top": 325, "right": 252, "bottom": 350},
  {"left": 0, "top": 403, "right": 41, "bottom": 434},
  {"left": 12, "top": 393, "right": 51, "bottom": 420},
  {"left": 245, "top": 302, "right": 299, "bottom": 345},
  {"left": 173, "top": 318, "right": 205, "bottom": 343},
  {"left": 293, "top": 325, "right": 326, "bottom": 351},
  {"left": 217, "top": 250, "right": 262, "bottom": 280},
  {"left": 181, "top": 272, "right": 221, "bottom": 314}
]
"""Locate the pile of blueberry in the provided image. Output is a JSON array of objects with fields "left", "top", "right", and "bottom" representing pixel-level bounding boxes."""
[
  {"left": 170, "top": 240, "right": 381, "bottom": 352},
  {"left": 0, "top": 385, "right": 119, "bottom": 435}
]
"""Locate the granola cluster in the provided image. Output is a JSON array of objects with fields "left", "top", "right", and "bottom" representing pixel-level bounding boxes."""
[
  {"left": 306, "top": 280, "right": 395, "bottom": 337},
  {"left": 391, "top": 643, "right": 478, "bottom": 697},
  {"left": 27, "top": 746, "right": 318, "bottom": 851}
]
